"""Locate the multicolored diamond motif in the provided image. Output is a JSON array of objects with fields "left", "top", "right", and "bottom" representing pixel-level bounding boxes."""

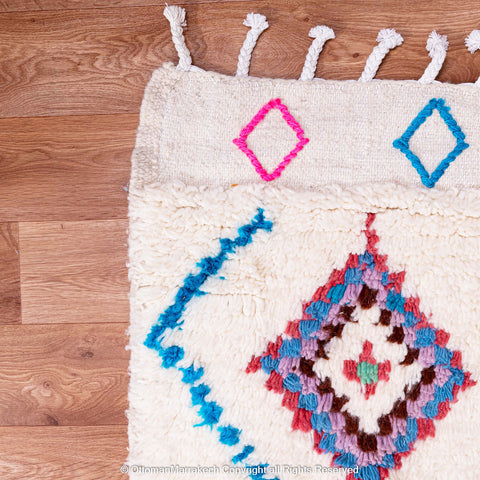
[{"left": 247, "top": 213, "right": 475, "bottom": 480}]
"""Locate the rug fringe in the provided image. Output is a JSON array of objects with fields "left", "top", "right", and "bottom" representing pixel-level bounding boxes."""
[
  {"left": 466, "top": 30, "right": 480, "bottom": 86},
  {"left": 300, "top": 26, "right": 335, "bottom": 81},
  {"left": 359, "top": 29, "right": 404, "bottom": 82},
  {"left": 163, "top": 5, "right": 193, "bottom": 72},
  {"left": 236, "top": 13, "right": 269, "bottom": 77},
  {"left": 419, "top": 31, "right": 449, "bottom": 84},
  {"left": 162, "top": 9, "right": 478, "bottom": 84}
]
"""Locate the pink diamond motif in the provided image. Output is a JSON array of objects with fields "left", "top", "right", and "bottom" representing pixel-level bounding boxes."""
[{"left": 233, "top": 98, "right": 309, "bottom": 182}]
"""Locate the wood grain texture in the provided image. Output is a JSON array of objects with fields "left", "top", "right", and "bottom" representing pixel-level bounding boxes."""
[
  {"left": 0, "top": 425, "right": 127, "bottom": 480},
  {"left": 0, "top": 0, "right": 252, "bottom": 12},
  {"left": 0, "top": 115, "right": 132, "bottom": 222},
  {"left": 0, "top": 223, "right": 20, "bottom": 324},
  {"left": 1, "top": 1, "right": 480, "bottom": 118},
  {"left": 19, "top": 220, "right": 129, "bottom": 324},
  {"left": 0, "top": 323, "right": 128, "bottom": 426},
  {"left": 0, "top": 7, "right": 171, "bottom": 117}
]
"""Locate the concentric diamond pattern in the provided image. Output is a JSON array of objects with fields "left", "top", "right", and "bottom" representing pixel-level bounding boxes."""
[{"left": 247, "top": 213, "right": 475, "bottom": 480}]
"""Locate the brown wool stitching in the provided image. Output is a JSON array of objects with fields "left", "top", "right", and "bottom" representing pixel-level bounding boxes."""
[
  {"left": 324, "top": 322, "right": 345, "bottom": 340},
  {"left": 393, "top": 399, "right": 408, "bottom": 419},
  {"left": 315, "top": 340, "right": 329, "bottom": 360},
  {"left": 400, "top": 346, "right": 420, "bottom": 365},
  {"left": 339, "top": 305, "right": 356, "bottom": 322},
  {"left": 387, "top": 325, "right": 405, "bottom": 344},
  {"left": 378, "top": 309, "right": 392, "bottom": 326},
  {"left": 299, "top": 358, "right": 315, "bottom": 377},
  {"left": 344, "top": 413, "right": 359, "bottom": 435},
  {"left": 358, "top": 284, "right": 378, "bottom": 309},
  {"left": 331, "top": 395, "right": 349, "bottom": 412},
  {"left": 357, "top": 431, "right": 378, "bottom": 453},
  {"left": 405, "top": 382, "right": 422, "bottom": 402},
  {"left": 378, "top": 414, "right": 393, "bottom": 435},
  {"left": 317, "top": 377, "right": 334, "bottom": 395},
  {"left": 421, "top": 365, "right": 436, "bottom": 385}
]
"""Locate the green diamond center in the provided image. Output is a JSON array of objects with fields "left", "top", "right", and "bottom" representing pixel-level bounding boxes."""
[{"left": 357, "top": 361, "right": 378, "bottom": 384}]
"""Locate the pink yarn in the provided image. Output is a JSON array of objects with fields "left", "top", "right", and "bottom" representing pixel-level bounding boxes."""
[{"left": 233, "top": 98, "right": 309, "bottom": 181}]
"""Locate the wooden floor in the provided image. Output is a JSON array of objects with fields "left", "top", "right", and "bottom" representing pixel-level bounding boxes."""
[{"left": 0, "top": 1, "right": 479, "bottom": 478}]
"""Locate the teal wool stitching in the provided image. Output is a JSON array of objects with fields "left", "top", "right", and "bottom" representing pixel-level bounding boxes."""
[
  {"left": 144, "top": 209, "right": 277, "bottom": 480},
  {"left": 144, "top": 208, "right": 272, "bottom": 351},
  {"left": 393, "top": 98, "right": 469, "bottom": 188}
]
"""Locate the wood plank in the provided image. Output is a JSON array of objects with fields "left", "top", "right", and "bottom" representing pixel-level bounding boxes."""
[
  {"left": 0, "top": 323, "right": 128, "bottom": 426},
  {"left": 0, "top": 425, "right": 127, "bottom": 480},
  {"left": 1, "top": 2, "right": 480, "bottom": 118},
  {"left": 19, "top": 220, "right": 129, "bottom": 324},
  {"left": 0, "top": 7, "right": 173, "bottom": 117},
  {"left": 0, "top": 0, "right": 252, "bottom": 12},
  {"left": 0, "top": 115, "right": 132, "bottom": 222},
  {"left": 0, "top": 223, "right": 20, "bottom": 324}
]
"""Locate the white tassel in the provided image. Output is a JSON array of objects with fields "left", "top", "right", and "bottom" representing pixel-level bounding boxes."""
[
  {"left": 359, "top": 29, "right": 403, "bottom": 82},
  {"left": 236, "top": 13, "right": 269, "bottom": 77},
  {"left": 300, "top": 26, "right": 335, "bottom": 81},
  {"left": 163, "top": 5, "right": 192, "bottom": 71},
  {"left": 419, "top": 31, "right": 448, "bottom": 84},
  {"left": 465, "top": 30, "right": 480, "bottom": 85}
]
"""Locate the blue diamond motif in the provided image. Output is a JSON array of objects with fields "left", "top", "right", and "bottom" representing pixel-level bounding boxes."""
[{"left": 393, "top": 98, "right": 469, "bottom": 188}]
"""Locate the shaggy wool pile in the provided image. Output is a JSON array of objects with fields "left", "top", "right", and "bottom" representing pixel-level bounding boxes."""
[{"left": 127, "top": 8, "right": 480, "bottom": 480}]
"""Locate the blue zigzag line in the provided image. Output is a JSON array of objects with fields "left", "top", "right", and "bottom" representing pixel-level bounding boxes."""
[
  {"left": 144, "top": 208, "right": 278, "bottom": 480},
  {"left": 393, "top": 98, "right": 469, "bottom": 188}
]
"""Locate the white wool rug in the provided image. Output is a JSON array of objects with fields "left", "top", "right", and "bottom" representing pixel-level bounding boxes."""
[{"left": 126, "top": 8, "right": 480, "bottom": 480}]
